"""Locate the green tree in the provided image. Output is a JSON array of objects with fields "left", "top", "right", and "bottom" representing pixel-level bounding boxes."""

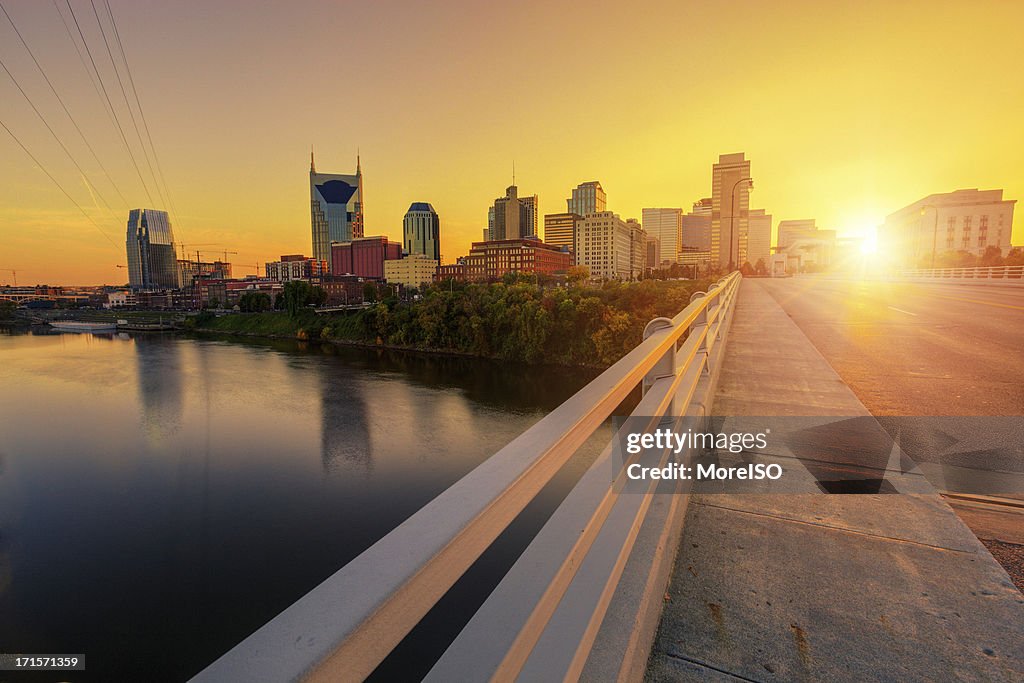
[
  {"left": 281, "top": 280, "right": 314, "bottom": 317},
  {"left": 0, "top": 300, "right": 16, "bottom": 320},
  {"left": 238, "top": 291, "right": 272, "bottom": 312}
]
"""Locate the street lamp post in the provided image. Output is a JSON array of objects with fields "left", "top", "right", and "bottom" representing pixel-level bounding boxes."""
[{"left": 728, "top": 176, "right": 754, "bottom": 271}]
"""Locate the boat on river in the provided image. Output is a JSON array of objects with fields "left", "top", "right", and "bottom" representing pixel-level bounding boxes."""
[{"left": 49, "top": 320, "right": 118, "bottom": 333}]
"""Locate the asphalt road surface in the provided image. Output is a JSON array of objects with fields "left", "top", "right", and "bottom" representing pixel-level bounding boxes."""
[
  {"left": 758, "top": 277, "right": 1024, "bottom": 415},
  {"left": 758, "top": 277, "right": 1024, "bottom": 544}
]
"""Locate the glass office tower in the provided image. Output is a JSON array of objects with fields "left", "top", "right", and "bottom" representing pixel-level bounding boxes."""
[
  {"left": 126, "top": 208, "right": 180, "bottom": 290},
  {"left": 310, "top": 152, "right": 364, "bottom": 263}
]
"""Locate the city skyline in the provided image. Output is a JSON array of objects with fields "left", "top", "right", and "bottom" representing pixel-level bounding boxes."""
[{"left": 2, "top": 1, "right": 1023, "bottom": 284}]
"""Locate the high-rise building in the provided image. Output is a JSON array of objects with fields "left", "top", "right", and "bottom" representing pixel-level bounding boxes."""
[
  {"left": 627, "top": 218, "right": 649, "bottom": 278},
  {"left": 491, "top": 185, "right": 537, "bottom": 241},
  {"left": 680, "top": 198, "right": 712, "bottom": 267},
  {"left": 746, "top": 209, "right": 773, "bottom": 268},
  {"left": 310, "top": 151, "right": 364, "bottom": 264},
  {"left": 126, "top": 208, "right": 180, "bottom": 290},
  {"left": 683, "top": 198, "right": 712, "bottom": 251},
  {"left": 645, "top": 233, "right": 661, "bottom": 271},
  {"left": 567, "top": 181, "right": 606, "bottom": 216},
  {"left": 520, "top": 194, "right": 539, "bottom": 238},
  {"left": 575, "top": 212, "right": 640, "bottom": 280},
  {"left": 403, "top": 202, "right": 440, "bottom": 261},
  {"left": 710, "top": 153, "right": 753, "bottom": 269},
  {"left": 543, "top": 212, "right": 581, "bottom": 250},
  {"left": 642, "top": 208, "right": 683, "bottom": 266},
  {"left": 881, "top": 189, "right": 1016, "bottom": 267}
]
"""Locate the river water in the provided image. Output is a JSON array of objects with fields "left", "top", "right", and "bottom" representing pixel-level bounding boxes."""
[{"left": 0, "top": 330, "right": 608, "bottom": 681}]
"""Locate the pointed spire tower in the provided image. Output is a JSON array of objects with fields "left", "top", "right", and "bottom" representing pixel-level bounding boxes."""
[
  {"left": 310, "top": 145, "right": 316, "bottom": 173},
  {"left": 354, "top": 149, "right": 364, "bottom": 238}
]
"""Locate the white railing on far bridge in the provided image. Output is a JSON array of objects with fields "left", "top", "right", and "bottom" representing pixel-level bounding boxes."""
[{"left": 898, "top": 265, "right": 1024, "bottom": 284}]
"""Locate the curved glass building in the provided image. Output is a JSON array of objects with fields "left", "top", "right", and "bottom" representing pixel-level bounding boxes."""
[{"left": 126, "top": 208, "right": 180, "bottom": 290}]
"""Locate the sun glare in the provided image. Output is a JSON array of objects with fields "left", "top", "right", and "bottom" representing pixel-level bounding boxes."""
[{"left": 860, "top": 230, "right": 879, "bottom": 255}]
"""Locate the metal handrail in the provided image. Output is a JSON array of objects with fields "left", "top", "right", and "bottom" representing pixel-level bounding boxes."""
[
  {"left": 192, "top": 272, "right": 743, "bottom": 683},
  {"left": 898, "top": 265, "right": 1024, "bottom": 281}
]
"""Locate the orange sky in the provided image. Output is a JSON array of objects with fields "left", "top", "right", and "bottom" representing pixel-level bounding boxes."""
[{"left": 1, "top": 0, "right": 1022, "bottom": 285}]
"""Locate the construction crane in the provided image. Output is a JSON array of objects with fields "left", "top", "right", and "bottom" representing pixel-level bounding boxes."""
[
  {"left": 177, "top": 243, "right": 220, "bottom": 261},
  {"left": 220, "top": 250, "right": 238, "bottom": 262},
  {"left": 1, "top": 269, "right": 16, "bottom": 286}
]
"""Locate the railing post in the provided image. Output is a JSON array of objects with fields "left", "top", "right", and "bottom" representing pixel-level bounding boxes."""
[
  {"left": 689, "top": 290, "right": 710, "bottom": 374},
  {"left": 641, "top": 317, "right": 676, "bottom": 408}
]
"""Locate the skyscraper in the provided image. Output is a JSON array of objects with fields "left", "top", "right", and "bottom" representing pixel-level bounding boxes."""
[
  {"left": 642, "top": 208, "right": 683, "bottom": 266},
  {"left": 746, "top": 209, "right": 772, "bottom": 268},
  {"left": 682, "top": 198, "right": 712, "bottom": 252},
  {"left": 490, "top": 185, "right": 537, "bottom": 241},
  {"left": 310, "top": 150, "right": 363, "bottom": 263},
  {"left": 520, "top": 194, "right": 539, "bottom": 237},
  {"left": 567, "top": 181, "right": 606, "bottom": 216},
  {"left": 543, "top": 212, "right": 581, "bottom": 250},
  {"left": 575, "top": 212, "right": 636, "bottom": 280},
  {"left": 403, "top": 202, "right": 440, "bottom": 261},
  {"left": 126, "top": 208, "right": 180, "bottom": 290},
  {"left": 710, "top": 153, "right": 753, "bottom": 269}
]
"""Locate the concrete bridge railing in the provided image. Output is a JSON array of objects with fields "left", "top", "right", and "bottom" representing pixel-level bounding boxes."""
[{"left": 191, "top": 272, "right": 743, "bottom": 683}]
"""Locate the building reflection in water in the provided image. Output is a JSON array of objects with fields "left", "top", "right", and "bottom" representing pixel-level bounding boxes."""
[
  {"left": 132, "top": 334, "right": 185, "bottom": 447},
  {"left": 318, "top": 355, "right": 373, "bottom": 475}
]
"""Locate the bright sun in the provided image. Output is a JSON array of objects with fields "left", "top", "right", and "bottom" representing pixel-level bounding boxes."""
[{"left": 860, "top": 230, "right": 879, "bottom": 255}]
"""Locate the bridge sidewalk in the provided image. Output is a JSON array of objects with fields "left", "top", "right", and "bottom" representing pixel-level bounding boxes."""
[{"left": 645, "top": 279, "right": 1024, "bottom": 682}]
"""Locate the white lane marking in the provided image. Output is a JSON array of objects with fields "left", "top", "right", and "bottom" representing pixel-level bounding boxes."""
[{"left": 888, "top": 306, "right": 918, "bottom": 316}]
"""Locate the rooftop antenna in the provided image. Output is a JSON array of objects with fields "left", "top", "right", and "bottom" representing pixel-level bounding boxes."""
[
  {"left": 512, "top": 159, "right": 516, "bottom": 187},
  {"left": 310, "top": 145, "right": 315, "bottom": 173},
  {"left": 357, "top": 148, "right": 361, "bottom": 175}
]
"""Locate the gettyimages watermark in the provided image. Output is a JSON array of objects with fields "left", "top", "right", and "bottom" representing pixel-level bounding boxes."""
[{"left": 611, "top": 415, "right": 1024, "bottom": 496}]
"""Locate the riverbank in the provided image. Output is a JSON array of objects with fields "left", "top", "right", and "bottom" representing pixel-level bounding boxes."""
[{"left": 185, "top": 278, "right": 712, "bottom": 369}]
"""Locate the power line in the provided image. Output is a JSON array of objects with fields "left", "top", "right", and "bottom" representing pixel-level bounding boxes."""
[
  {"left": 0, "top": 51, "right": 122, "bottom": 222},
  {"left": 88, "top": 0, "right": 166, "bottom": 210},
  {"left": 0, "top": 115, "right": 120, "bottom": 252},
  {"left": 0, "top": 0, "right": 131, "bottom": 211},
  {"left": 64, "top": 0, "right": 155, "bottom": 207},
  {"left": 51, "top": 0, "right": 103, "bottom": 109},
  {"left": 102, "top": 0, "right": 182, "bottom": 233}
]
